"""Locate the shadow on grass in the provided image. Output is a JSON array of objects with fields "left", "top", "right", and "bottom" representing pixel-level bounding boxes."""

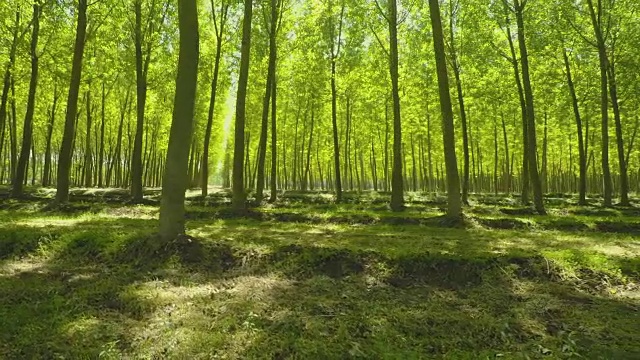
[{"left": 1, "top": 195, "right": 640, "bottom": 358}]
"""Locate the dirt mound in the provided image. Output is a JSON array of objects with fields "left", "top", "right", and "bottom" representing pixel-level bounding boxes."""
[{"left": 479, "top": 218, "right": 532, "bottom": 230}]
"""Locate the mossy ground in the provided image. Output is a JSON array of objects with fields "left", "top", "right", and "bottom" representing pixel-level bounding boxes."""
[{"left": 0, "top": 187, "right": 639, "bottom": 359}]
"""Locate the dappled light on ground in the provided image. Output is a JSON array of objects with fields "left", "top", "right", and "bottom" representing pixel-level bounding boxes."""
[{"left": 0, "top": 190, "right": 639, "bottom": 358}]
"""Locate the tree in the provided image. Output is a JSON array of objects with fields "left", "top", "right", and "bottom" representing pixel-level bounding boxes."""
[
  {"left": 54, "top": 0, "right": 88, "bottom": 204},
  {"left": 255, "top": 0, "right": 279, "bottom": 203},
  {"left": 512, "top": 0, "right": 546, "bottom": 215},
  {"left": 158, "top": 0, "right": 199, "bottom": 241},
  {"left": 448, "top": 0, "right": 470, "bottom": 206},
  {"left": 585, "top": 0, "right": 613, "bottom": 207},
  {"left": 428, "top": 0, "right": 462, "bottom": 219},
  {"left": 201, "top": 0, "right": 229, "bottom": 197},
  {"left": 562, "top": 48, "right": 587, "bottom": 205},
  {"left": 232, "top": 0, "right": 253, "bottom": 212},
  {"left": 386, "top": 0, "right": 404, "bottom": 211},
  {"left": 12, "top": 2, "right": 41, "bottom": 197}
]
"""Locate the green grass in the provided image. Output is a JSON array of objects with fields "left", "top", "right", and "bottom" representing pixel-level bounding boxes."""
[{"left": 0, "top": 192, "right": 639, "bottom": 359}]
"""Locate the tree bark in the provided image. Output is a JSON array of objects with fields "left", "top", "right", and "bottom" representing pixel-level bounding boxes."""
[
  {"left": 586, "top": 0, "right": 612, "bottom": 206},
  {"left": 201, "top": 1, "right": 228, "bottom": 197},
  {"left": 514, "top": 0, "right": 545, "bottom": 214},
  {"left": 330, "top": 2, "right": 345, "bottom": 202},
  {"left": 388, "top": 0, "right": 404, "bottom": 211},
  {"left": 256, "top": 0, "right": 278, "bottom": 202},
  {"left": 55, "top": 0, "right": 88, "bottom": 204},
  {"left": 12, "top": 4, "right": 40, "bottom": 197},
  {"left": 158, "top": 0, "right": 199, "bottom": 241},
  {"left": 428, "top": 0, "right": 462, "bottom": 219},
  {"left": 232, "top": 0, "right": 253, "bottom": 211},
  {"left": 563, "top": 48, "right": 587, "bottom": 205}
]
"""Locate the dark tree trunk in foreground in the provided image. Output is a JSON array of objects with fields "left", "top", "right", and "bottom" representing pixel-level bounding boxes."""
[
  {"left": 159, "top": 0, "right": 199, "bottom": 241},
  {"left": 232, "top": 0, "right": 253, "bottom": 211},
  {"left": 12, "top": 4, "right": 40, "bottom": 197},
  {"left": 55, "top": 0, "right": 88, "bottom": 204},
  {"left": 428, "top": 0, "right": 462, "bottom": 219}
]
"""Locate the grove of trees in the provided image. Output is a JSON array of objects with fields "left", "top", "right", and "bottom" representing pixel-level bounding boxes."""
[{"left": 1, "top": 0, "right": 639, "bottom": 237}]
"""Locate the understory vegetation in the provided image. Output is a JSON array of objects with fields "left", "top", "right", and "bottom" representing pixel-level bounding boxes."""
[{"left": 1, "top": 187, "right": 638, "bottom": 359}]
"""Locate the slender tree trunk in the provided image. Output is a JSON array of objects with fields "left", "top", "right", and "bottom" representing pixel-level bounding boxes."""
[
  {"left": 449, "top": 1, "right": 469, "bottom": 205},
  {"left": 330, "top": 3, "right": 345, "bottom": 202},
  {"left": 12, "top": 4, "right": 40, "bottom": 197},
  {"left": 303, "top": 105, "right": 315, "bottom": 191},
  {"left": 504, "top": 11, "right": 529, "bottom": 205},
  {"left": 542, "top": 112, "right": 548, "bottom": 193},
  {"left": 428, "top": 0, "right": 462, "bottom": 219},
  {"left": 43, "top": 87, "right": 59, "bottom": 187},
  {"left": 201, "top": 1, "right": 228, "bottom": 197},
  {"left": 607, "top": 60, "right": 629, "bottom": 205},
  {"left": 493, "top": 119, "right": 499, "bottom": 195},
  {"left": 83, "top": 90, "right": 93, "bottom": 187},
  {"left": 232, "top": 0, "right": 253, "bottom": 211},
  {"left": 514, "top": 0, "right": 545, "bottom": 214},
  {"left": 256, "top": 0, "right": 278, "bottom": 203},
  {"left": 10, "top": 81, "right": 17, "bottom": 183},
  {"left": 98, "top": 82, "right": 106, "bottom": 187},
  {"left": 269, "top": 70, "right": 278, "bottom": 201},
  {"left": 501, "top": 112, "right": 510, "bottom": 193},
  {"left": 159, "top": 0, "right": 199, "bottom": 240},
  {"left": 131, "top": 0, "right": 156, "bottom": 201},
  {"left": 563, "top": 49, "right": 587, "bottom": 204},
  {"left": 55, "top": 0, "right": 87, "bottom": 204},
  {"left": 586, "top": 0, "right": 612, "bottom": 206},
  {"left": 0, "top": 11, "right": 20, "bottom": 170},
  {"left": 388, "top": 0, "right": 404, "bottom": 211}
]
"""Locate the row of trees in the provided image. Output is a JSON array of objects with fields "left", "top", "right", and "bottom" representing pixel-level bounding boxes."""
[{"left": 1, "top": 0, "right": 639, "bottom": 236}]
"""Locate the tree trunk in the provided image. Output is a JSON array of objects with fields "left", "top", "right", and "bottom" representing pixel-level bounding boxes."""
[
  {"left": 98, "top": 82, "right": 106, "bottom": 187},
  {"left": 388, "top": 0, "right": 404, "bottom": 211},
  {"left": 158, "top": 0, "right": 199, "bottom": 241},
  {"left": 269, "top": 69, "right": 278, "bottom": 201},
  {"left": 504, "top": 10, "right": 529, "bottom": 205},
  {"left": 12, "top": 4, "right": 40, "bottom": 197},
  {"left": 43, "top": 86, "right": 59, "bottom": 187},
  {"left": 201, "top": 1, "right": 228, "bottom": 197},
  {"left": 303, "top": 105, "right": 315, "bottom": 191},
  {"left": 514, "top": 0, "right": 545, "bottom": 214},
  {"left": 607, "top": 59, "right": 629, "bottom": 205},
  {"left": 131, "top": 0, "right": 154, "bottom": 202},
  {"left": 83, "top": 90, "right": 93, "bottom": 187},
  {"left": 449, "top": 1, "right": 469, "bottom": 205},
  {"left": 256, "top": 0, "right": 278, "bottom": 203},
  {"left": 0, "top": 11, "right": 20, "bottom": 171},
  {"left": 232, "top": 0, "right": 253, "bottom": 211},
  {"left": 500, "top": 112, "right": 510, "bottom": 193},
  {"left": 330, "top": 3, "right": 345, "bottom": 202},
  {"left": 586, "top": 0, "right": 612, "bottom": 206},
  {"left": 55, "top": 0, "right": 87, "bottom": 204},
  {"left": 428, "top": 0, "right": 462, "bottom": 219}
]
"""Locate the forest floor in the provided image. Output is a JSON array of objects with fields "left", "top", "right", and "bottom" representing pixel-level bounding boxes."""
[{"left": 0, "top": 187, "right": 639, "bottom": 359}]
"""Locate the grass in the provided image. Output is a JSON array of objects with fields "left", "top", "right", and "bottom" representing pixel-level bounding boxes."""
[{"left": 0, "top": 188, "right": 639, "bottom": 359}]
